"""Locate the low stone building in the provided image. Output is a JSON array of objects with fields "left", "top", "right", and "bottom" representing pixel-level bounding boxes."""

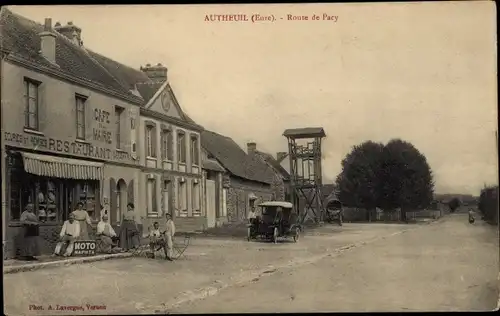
[
  {"left": 246, "top": 143, "right": 290, "bottom": 202},
  {"left": 201, "top": 131, "right": 275, "bottom": 224}
]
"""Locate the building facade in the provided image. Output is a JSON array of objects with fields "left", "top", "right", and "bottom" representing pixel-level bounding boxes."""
[
  {"left": 1, "top": 10, "right": 143, "bottom": 257},
  {"left": 200, "top": 130, "right": 276, "bottom": 224},
  {"left": 247, "top": 143, "right": 290, "bottom": 202}
]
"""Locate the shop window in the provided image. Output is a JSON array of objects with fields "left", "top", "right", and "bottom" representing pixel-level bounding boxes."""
[
  {"left": 76, "top": 181, "right": 99, "bottom": 221},
  {"left": 75, "top": 94, "right": 86, "bottom": 140},
  {"left": 7, "top": 152, "right": 99, "bottom": 223},
  {"left": 190, "top": 135, "right": 200, "bottom": 166},
  {"left": 24, "top": 78, "right": 40, "bottom": 131},
  {"left": 192, "top": 181, "right": 201, "bottom": 216},
  {"left": 177, "top": 131, "right": 186, "bottom": 163}
]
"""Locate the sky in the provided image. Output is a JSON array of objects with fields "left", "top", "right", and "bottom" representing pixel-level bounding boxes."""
[{"left": 9, "top": 3, "right": 498, "bottom": 195}]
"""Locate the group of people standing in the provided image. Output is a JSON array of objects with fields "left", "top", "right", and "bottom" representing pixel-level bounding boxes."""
[{"left": 17, "top": 201, "right": 176, "bottom": 261}]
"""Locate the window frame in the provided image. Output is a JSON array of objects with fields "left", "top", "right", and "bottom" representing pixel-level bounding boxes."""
[
  {"left": 177, "top": 131, "right": 186, "bottom": 164},
  {"left": 161, "top": 129, "right": 171, "bottom": 161},
  {"left": 146, "top": 126, "right": 157, "bottom": 158},
  {"left": 190, "top": 135, "right": 200, "bottom": 166},
  {"left": 24, "top": 78, "right": 40, "bottom": 131},
  {"left": 75, "top": 94, "right": 87, "bottom": 140},
  {"left": 192, "top": 180, "right": 201, "bottom": 216}
]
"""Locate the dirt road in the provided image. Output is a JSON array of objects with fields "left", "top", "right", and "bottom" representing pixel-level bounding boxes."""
[
  {"left": 3, "top": 215, "right": 497, "bottom": 314},
  {"left": 171, "top": 214, "right": 499, "bottom": 313}
]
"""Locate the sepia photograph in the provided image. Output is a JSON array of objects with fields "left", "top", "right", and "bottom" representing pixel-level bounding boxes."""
[{"left": 1, "top": 2, "right": 498, "bottom": 314}]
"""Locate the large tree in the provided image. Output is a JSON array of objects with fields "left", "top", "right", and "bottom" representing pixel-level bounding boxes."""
[
  {"left": 335, "top": 141, "right": 384, "bottom": 211},
  {"left": 335, "top": 139, "right": 434, "bottom": 220}
]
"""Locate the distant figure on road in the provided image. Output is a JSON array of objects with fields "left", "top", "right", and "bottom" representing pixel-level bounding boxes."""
[
  {"left": 468, "top": 208, "right": 475, "bottom": 224},
  {"left": 56, "top": 213, "right": 80, "bottom": 257}
]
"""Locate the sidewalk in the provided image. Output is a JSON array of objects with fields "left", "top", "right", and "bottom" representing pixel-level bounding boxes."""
[{"left": 3, "top": 252, "right": 132, "bottom": 274}]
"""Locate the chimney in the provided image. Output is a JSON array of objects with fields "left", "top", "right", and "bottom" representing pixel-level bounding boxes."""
[
  {"left": 247, "top": 142, "right": 257, "bottom": 154},
  {"left": 39, "top": 18, "right": 56, "bottom": 64},
  {"left": 276, "top": 152, "right": 288, "bottom": 162},
  {"left": 54, "top": 21, "right": 83, "bottom": 46},
  {"left": 140, "top": 63, "right": 168, "bottom": 83}
]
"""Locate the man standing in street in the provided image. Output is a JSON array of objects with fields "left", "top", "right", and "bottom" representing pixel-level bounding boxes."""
[{"left": 164, "top": 213, "right": 176, "bottom": 261}]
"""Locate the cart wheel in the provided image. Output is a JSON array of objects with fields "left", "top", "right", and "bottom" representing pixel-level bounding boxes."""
[
  {"left": 293, "top": 227, "right": 300, "bottom": 242},
  {"left": 247, "top": 227, "right": 251, "bottom": 241},
  {"left": 273, "top": 227, "right": 278, "bottom": 244}
]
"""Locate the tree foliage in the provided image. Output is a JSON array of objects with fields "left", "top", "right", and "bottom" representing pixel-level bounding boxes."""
[
  {"left": 335, "top": 139, "right": 435, "bottom": 212},
  {"left": 448, "top": 197, "right": 461, "bottom": 212}
]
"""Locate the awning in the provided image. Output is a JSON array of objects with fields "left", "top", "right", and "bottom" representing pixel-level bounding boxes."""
[{"left": 20, "top": 152, "right": 104, "bottom": 180}]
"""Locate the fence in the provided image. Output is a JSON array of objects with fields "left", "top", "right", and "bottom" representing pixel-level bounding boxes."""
[{"left": 342, "top": 207, "right": 444, "bottom": 223}]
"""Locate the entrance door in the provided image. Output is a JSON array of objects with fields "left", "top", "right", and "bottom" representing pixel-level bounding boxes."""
[{"left": 206, "top": 180, "right": 216, "bottom": 228}]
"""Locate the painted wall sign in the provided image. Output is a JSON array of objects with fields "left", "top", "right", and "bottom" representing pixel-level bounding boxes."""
[
  {"left": 4, "top": 131, "right": 132, "bottom": 162},
  {"left": 93, "top": 108, "right": 113, "bottom": 144},
  {"left": 72, "top": 240, "right": 96, "bottom": 256}
]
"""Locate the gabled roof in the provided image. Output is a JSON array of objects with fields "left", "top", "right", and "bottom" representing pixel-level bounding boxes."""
[
  {"left": 201, "top": 130, "right": 274, "bottom": 185},
  {"left": 0, "top": 8, "right": 142, "bottom": 103},
  {"left": 136, "top": 81, "right": 164, "bottom": 102},
  {"left": 86, "top": 49, "right": 152, "bottom": 90},
  {"left": 254, "top": 150, "right": 290, "bottom": 181}
]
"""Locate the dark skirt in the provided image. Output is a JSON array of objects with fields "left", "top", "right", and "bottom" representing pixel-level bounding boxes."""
[
  {"left": 19, "top": 225, "right": 41, "bottom": 257},
  {"left": 119, "top": 220, "right": 140, "bottom": 250}
]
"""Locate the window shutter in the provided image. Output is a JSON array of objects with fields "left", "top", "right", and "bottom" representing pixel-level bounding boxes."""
[
  {"left": 109, "top": 178, "right": 117, "bottom": 223},
  {"left": 37, "top": 83, "right": 46, "bottom": 132},
  {"left": 130, "top": 113, "right": 138, "bottom": 160},
  {"left": 84, "top": 99, "right": 93, "bottom": 142},
  {"left": 153, "top": 127, "right": 158, "bottom": 158}
]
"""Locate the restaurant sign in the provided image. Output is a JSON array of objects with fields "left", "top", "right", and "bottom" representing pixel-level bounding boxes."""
[
  {"left": 4, "top": 131, "right": 131, "bottom": 162},
  {"left": 72, "top": 241, "right": 97, "bottom": 256}
]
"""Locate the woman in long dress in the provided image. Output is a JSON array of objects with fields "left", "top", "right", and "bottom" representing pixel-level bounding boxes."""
[
  {"left": 18, "top": 204, "right": 41, "bottom": 261},
  {"left": 71, "top": 201, "right": 92, "bottom": 240},
  {"left": 119, "top": 203, "right": 140, "bottom": 251}
]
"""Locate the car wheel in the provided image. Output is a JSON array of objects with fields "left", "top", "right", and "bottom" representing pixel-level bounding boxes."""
[
  {"left": 293, "top": 227, "right": 300, "bottom": 242},
  {"left": 273, "top": 227, "right": 278, "bottom": 244}
]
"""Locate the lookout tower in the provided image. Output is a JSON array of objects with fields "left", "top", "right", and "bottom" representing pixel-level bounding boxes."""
[{"left": 283, "top": 127, "right": 326, "bottom": 224}]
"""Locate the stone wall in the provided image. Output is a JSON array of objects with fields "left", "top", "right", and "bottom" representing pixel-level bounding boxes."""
[{"left": 225, "top": 175, "right": 273, "bottom": 223}]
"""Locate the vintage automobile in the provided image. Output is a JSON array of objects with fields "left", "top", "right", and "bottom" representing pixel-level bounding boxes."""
[
  {"left": 247, "top": 201, "right": 301, "bottom": 243},
  {"left": 325, "top": 197, "right": 343, "bottom": 226}
]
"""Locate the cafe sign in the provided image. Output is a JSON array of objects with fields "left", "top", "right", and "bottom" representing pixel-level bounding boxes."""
[{"left": 4, "top": 131, "right": 132, "bottom": 162}]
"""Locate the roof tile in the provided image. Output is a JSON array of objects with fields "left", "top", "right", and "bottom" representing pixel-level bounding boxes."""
[{"left": 0, "top": 8, "right": 139, "bottom": 100}]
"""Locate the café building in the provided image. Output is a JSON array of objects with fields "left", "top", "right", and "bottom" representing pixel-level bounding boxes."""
[{"left": 1, "top": 11, "right": 143, "bottom": 257}]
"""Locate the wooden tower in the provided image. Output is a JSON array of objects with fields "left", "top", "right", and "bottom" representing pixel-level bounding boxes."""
[{"left": 283, "top": 127, "right": 326, "bottom": 224}]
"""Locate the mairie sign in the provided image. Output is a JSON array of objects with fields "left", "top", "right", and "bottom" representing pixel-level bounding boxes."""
[{"left": 72, "top": 240, "right": 97, "bottom": 256}]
